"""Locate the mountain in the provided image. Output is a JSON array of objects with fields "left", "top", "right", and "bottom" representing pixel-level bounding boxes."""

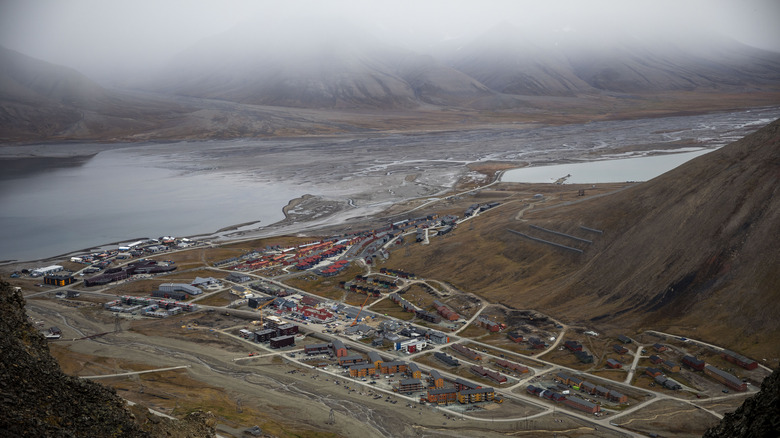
[
  {"left": 0, "top": 45, "right": 196, "bottom": 142},
  {"left": 0, "top": 280, "right": 216, "bottom": 437},
  {"left": 135, "top": 18, "right": 494, "bottom": 109},
  {"left": 394, "top": 118, "right": 780, "bottom": 357},
  {"left": 443, "top": 23, "right": 780, "bottom": 96},
  {"left": 533, "top": 118, "right": 780, "bottom": 350}
]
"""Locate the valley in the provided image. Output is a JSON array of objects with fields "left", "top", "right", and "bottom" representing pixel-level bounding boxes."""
[{"left": 5, "top": 115, "right": 778, "bottom": 436}]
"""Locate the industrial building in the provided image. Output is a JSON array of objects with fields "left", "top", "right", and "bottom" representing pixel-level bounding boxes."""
[
  {"left": 721, "top": 350, "right": 758, "bottom": 370},
  {"left": 563, "top": 396, "right": 600, "bottom": 414},
  {"left": 704, "top": 365, "right": 747, "bottom": 391},
  {"left": 31, "top": 265, "right": 64, "bottom": 277}
]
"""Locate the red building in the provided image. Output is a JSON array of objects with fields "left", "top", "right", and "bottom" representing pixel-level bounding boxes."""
[{"left": 721, "top": 350, "right": 758, "bottom": 370}]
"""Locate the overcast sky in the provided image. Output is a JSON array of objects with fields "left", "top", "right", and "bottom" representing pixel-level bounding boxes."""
[{"left": 1, "top": 0, "right": 779, "bottom": 80}]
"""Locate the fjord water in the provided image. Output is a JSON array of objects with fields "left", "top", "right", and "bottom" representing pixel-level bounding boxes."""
[
  {"left": 1, "top": 108, "right": 778, "bottom": 263},
  {"left": 0, "top": 150, "right": 298, "bottom": 262},
  {"left": 500, "top": 148, "right": 713, "bottom": 184}
]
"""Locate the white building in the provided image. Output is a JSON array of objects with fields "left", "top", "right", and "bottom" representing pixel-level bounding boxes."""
[{"left": 31, "top": 265, "right": 63, "bottom": 277}]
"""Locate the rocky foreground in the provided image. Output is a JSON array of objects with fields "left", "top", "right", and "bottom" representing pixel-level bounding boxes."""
[{"left": 0, "top": 280, "right": 216, "bottom": 437}]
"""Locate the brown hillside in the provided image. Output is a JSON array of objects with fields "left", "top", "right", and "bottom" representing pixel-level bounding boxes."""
[{"left": 393, "top": 119, "right": 780, "bottom": 358}]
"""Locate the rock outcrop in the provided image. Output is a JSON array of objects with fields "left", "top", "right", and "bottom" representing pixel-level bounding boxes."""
[
  {"left": 703, "top": 367, "right": 780, "bottom": 438},
  {"left": 0, "top": 280, "right": 215, "bottom": 437}
]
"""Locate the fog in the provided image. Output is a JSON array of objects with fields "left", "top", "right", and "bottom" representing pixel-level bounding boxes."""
[{"left": 1, "top": 0, "right": 779, "bottom": 82}]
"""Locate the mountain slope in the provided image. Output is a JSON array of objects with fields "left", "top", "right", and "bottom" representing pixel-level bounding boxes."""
[
  {"left": 445, "top": 23, "right": 780, "bottom": 96},
  {"left": 0, "top": 280, "right": 216, "bottom": 436},
  {"left": 392, "top": 119, "right": 779, "bottom": 357},
  {"left": 138, "top": 18, "right": 493, "bottom": 109},
  {"left": 536, "top": 118, "right": 780, "bottom": 340}
]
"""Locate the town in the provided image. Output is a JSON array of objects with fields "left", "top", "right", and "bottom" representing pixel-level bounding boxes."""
[{"left": 12, "top": 195, "right": 772, "bottom": 438}]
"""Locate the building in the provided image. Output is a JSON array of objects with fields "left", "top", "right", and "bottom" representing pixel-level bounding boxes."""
[
  {"left": 721, "top": 350, "right": 758, "bottom": 370},
  {"left": 191, "top": 276, "right": 220, "bottom": 287},
  {"left": 607, "top": 391, "right": 628, "bottom": 403},
  {"left": 575, "top": 351, "right": 594, "bottom": 364},
  {"left": 457, "top": 387, "right": 495, "bottom": 404},
  {"left": 649, "top": 355, "right": 664, "bottom": 364},
  {"left": 494, "top": 359, "right": 529, "bottom": 374},
  {"left": 427, "top": 330, "right": 450, "bottom": 344},
  {"left": 415, "top": 309, "right": 441, "bottom": 323},
  {"left": 564, "top": 340, "right": 583, "bottom": 352},
  {"left": 470, "top": 365, "right": 507, "bottom": 384},
  {"left": 645, "top": 367, "right": 663, "bottom": 377},
  {"left": 426, "top": 387, "right": 458, "bottom": 404},
  {"left": 567, "top": 376, "right": 584, "bottom": 387},
  {"left": 349, "top": 363, "right": 376, "bottom": 377},
  {"left": 269, "top": 335, "right": 295, "bottom": 349},
  {"left": 338, "top": 354, "right": 365, "bottom": 366},
  {"left": 151, "top": 290, "right": 187, "bottom": 301},
  {"left": 368, "top": 351, "right": 383, "bottom": 368},
  {"left": 160, "top": 283, "right": 202, "bottom": 296},
  {"left": 31, "top": 265, "right": 64, "bottom": 277},
  {"left": 617, "top": 335, "right": 632, "bottom": 344},
  {"left": 682, "top": 355, "right": 706, "bottom": 371},
  {"left": 613, "top": 344, "right": 628, "bottom": 355},
  {"left": 395, "top": 337, "right": 427, "bottom": 353},
  {"left": 581, "top": 382, "right": 597, "bottom": 394},
  {"left": 704, "top": 365, "right": 747, "bottom": 391},
  {"left": 226, "top": 273, "right": 252, "bottom": 283},
  {"left": 305, "top": 343, "right": 331, "bottom": 355},
  {"left": 654, "top": 376, "right": 682, "bottom": 390},
  {"left": 380, "top": 361, "right": 408, "bottom": 374},
  {"left": 554, "top": 373, "right": 570, "bottom": 385},
  {"left": 508, "top": 331, "right": 524, "bottom": 343},
  {"left": 331, "top": 339, "right": 348, "bottom": 357},
  {"left": 434, "top": 352, "right": 460, "bottom": 367},
  {"left": 254, "top": 329, "right": 276, "bottom": 343},
  {"left": 476, "top": 316, "right": 503, "bottom": 332},
  {"left": 564, "top": 396, "right": 600, "bottom": 414},
  {"left": 454, "top": 378, "right": 479, "bottom": 391},
  {"left": 44, "top": 274, "right": 75, "bottom": 287},
  {"left": 528, "top": 337, "right": 546, "bottom": 349},
  {"left": 407, "top": 362, "right": 422, "bottom": 379},
  {"left": 429, "top": 369, "right": 445, "bottom": 388},
  {"left": 606, "top": 359, "right": 622, "bottom": 369},
  {"left": 653, "top": 343, "right": 668, "bottom": 352},
  {"left": 397, "top": 378, "right": 424, "bottom": 394},
  {"left": 451, "top": 343, "right": 481, "bottom": 361},
  {"left": 595, "top": 386, "right": 610, "bottom": 397},
  {"left": 661, "top": 360, "right": 680, "bottom": 373}
]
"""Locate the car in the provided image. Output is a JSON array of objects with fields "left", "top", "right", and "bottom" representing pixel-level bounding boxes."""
[{"left": 722, "top": 389, "right": 729, "bottom": 393}]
